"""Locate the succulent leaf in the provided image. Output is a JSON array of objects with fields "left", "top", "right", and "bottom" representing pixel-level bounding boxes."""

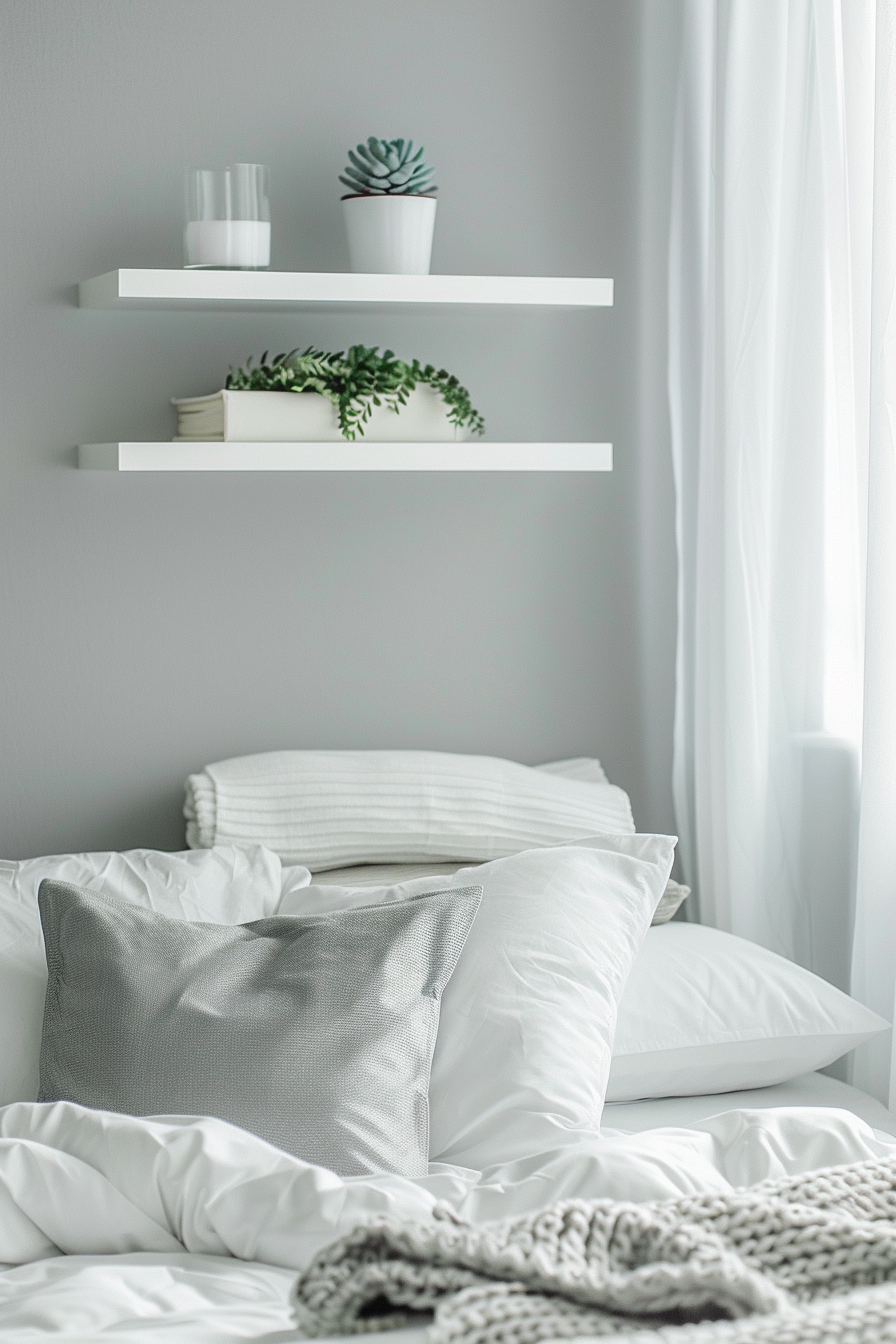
[
  {"left": 341, "top": 137, "right": 437, "bottom": 195},
  {"left": 349, "top": 149, "right": 390, "bottom": 180},
  {"left": 366, "top": 138, "right": 391, "bottom": 166}
]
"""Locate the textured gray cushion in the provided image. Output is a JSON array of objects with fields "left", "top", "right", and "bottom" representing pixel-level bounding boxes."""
[{"left": 37, "top": 878, "right": 481, "bottom": 1177}]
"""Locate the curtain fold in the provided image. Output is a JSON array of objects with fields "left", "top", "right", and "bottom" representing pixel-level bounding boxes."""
[
  {"left": 850, "top": 0, "right": 896, "bottom": 1106},
  {"left": 669, "top": 0, "right": 896, "bottom": 1103}
]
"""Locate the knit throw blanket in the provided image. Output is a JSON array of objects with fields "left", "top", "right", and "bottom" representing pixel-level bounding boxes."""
[{"left": 294, "top": 1154, "right": 896, "bottom": 1343}]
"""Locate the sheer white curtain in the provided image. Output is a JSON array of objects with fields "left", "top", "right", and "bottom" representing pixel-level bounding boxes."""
[{"left": 669, "top": 0, "right": 896, "bottom": 1103}]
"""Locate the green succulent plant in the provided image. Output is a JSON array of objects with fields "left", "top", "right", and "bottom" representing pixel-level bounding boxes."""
[
  {"left": 226, "top": 343, "right": 483, "bottom": 441},
  {"left": 339, "top": 138, "right": 437, "bottom": 197}
]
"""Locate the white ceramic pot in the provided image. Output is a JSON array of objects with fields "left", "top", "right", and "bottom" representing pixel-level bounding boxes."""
[{"left": 341, "top": 194, "right": 437, "bottom": 274}]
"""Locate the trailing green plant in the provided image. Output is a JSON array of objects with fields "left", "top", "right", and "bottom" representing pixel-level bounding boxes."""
[
  {"left": 226, "top": 344, "right": 484, "bottom": 441},
  {"left": 339, "top": 138, "right": 437, "bottom": 197}
]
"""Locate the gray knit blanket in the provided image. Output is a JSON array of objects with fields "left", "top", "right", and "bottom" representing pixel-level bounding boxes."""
[{"left": 294, "top": 1154, "right": 896, "bottom": 1343}]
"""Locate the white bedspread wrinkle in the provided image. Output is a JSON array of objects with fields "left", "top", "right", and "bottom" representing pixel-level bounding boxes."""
[
  {"left": 0, "top": 1100, "right": 895, "bottom": 1341},
  {"left": 0, "top": 1100, "right": 895, "bottom": 1269}
]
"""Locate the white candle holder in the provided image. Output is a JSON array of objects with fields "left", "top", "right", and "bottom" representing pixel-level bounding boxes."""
[{"left": 184, "top": 164, "right": 270, "bottom": 270}]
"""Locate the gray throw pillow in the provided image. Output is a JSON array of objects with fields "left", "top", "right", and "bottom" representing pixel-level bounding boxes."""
[{"left": 37, "top": 878, "right": 481, "bottom": 1177}]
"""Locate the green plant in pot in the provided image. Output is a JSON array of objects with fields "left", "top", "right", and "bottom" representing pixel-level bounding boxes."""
[
  {"left": 340, "top": 138, "right": 438, "bottom": 275},
  {"left": 227, "top": 344, "right": 484, "bottom": 442}
]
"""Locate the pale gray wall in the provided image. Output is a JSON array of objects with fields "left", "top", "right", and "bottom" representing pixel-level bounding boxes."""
[{"left": 0, "top": 0, "right": 679, "bottom": 857}]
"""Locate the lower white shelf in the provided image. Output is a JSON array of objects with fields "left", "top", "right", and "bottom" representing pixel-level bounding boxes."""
[{"left": 77, "top": 442, "right": 613, "bottom": 472}]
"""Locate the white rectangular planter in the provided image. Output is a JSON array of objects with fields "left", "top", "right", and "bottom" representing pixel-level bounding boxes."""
[{"left": 172, "top": 386, "right": 464, "bottom": 442}]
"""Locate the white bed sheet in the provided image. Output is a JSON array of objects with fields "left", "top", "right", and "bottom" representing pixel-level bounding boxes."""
[
  {"left": 602, "top": 1069, "right": 896, "bottom": 1137},
  {"left": 0, "top": 1090, "right": 894, "bottom": 1342}
]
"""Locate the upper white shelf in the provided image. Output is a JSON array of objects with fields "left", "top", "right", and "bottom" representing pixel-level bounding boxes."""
[{"left": 78, "top": 270, "right": 614, "bottom": 314}]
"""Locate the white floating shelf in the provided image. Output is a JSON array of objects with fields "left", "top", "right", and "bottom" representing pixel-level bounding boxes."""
[
  {"left": 78, "top": 442, "right": 613, "bottom": 473},
  {"left": 78, "top": 270, "right": 613, "bottom": 313}
]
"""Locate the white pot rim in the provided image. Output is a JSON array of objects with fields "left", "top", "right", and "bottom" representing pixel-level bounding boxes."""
[{"left": 340, "top": 193, "right": 438, "bottom": 202}]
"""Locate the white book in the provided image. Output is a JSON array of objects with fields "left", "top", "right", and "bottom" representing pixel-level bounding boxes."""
[{"left": 172, "top": 387, "right": 465, "bottom": 442}]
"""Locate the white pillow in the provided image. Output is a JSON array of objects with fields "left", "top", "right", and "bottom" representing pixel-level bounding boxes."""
[
  {"left": 278, "top": 835, "right": 675, "bottom": 1168},
  {"left": 309, "top": 862, "right": 689, "bottom": 926},
  {"left": 607, "top": 923, "right": 889, "bottom": 1102},
  {"left": 535, "top": 757, "right": 610, "bottom": 785},
  {"left": 185, "top": 750, "right": 634, "bottom": 869},
  {"left": 0, "top": 845, "right": 296, "bottom": 1108}
]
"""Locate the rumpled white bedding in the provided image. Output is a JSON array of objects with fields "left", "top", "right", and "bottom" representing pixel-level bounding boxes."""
[{"left": 1, "top": 1099, "right": 896, "bottom": 1341}]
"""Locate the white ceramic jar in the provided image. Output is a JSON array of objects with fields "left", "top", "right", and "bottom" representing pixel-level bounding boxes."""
[{"left": 341, "top": 194, "right": 437, "bottom": 274}]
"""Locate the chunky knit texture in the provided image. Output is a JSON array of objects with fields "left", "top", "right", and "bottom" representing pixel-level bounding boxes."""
[{"left": 294, "top": 1154, "right": 896, "bottom": 1343}]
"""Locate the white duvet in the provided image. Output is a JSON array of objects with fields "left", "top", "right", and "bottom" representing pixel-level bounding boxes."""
[{"left": 1, "top": 1101, "right": 896, "bottom": 1341}]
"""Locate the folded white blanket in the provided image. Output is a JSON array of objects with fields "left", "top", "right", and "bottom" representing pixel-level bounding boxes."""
[{"left": 184, "top": 750, "right": 635, "bottom": 870}]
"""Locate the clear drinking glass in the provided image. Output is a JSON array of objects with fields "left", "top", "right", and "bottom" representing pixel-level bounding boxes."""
[{"left": 184, "top": 164, "right": 270, "bottom": 269}]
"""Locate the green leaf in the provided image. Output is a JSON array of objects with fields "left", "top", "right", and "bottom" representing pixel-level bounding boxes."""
[{"left": 367, "top": 138, "right": 391, "bottom": 166}]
